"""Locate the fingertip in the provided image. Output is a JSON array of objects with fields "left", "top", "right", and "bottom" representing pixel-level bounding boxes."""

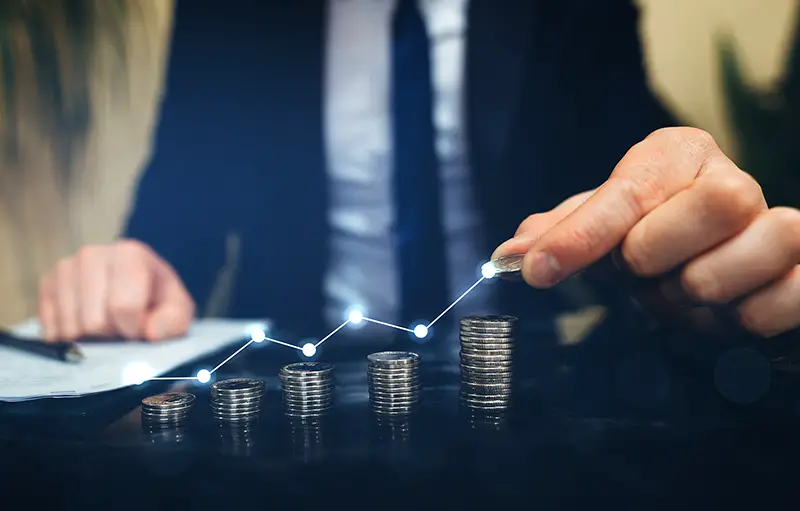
[{"left": 522, "top": 250, "right": 562, "bottom": 288}]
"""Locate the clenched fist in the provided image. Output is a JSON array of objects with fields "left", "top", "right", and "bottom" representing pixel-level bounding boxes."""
[
  {"left": 494, "top": 127, "right": 800, "bottom": 338},
  {"left": 38, "top": 240, "right": 195, "bottom": 342}
]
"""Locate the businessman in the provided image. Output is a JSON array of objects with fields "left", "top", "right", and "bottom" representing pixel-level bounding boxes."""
[{"left": 37, "top": 0, "right": 800, "bottom": 346}]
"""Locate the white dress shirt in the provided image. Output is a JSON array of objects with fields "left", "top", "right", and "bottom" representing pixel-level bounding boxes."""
[{"left": 323, "top": 0, "right": 494, "bottom": 338}]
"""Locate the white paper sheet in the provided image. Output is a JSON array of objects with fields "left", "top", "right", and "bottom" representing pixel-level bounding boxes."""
[{"left": 0, "top": 318, "right": 270, "bottom": 402}]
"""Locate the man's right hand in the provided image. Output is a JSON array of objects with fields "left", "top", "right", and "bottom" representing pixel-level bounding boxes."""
[{"left": 38, "top": 240, "right": 195, "bottom": 342}]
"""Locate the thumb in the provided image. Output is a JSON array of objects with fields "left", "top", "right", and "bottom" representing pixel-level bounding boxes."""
[
  {"left": 492, "top": 189, "right": 596, "bottom": 259},
  {"left": 143, "top": 262, "right": 195, "bottom": 342}
]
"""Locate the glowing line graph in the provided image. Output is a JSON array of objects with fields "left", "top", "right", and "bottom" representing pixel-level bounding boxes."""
[{"left": 146, "top": 261, "right": 501, "bottom": 383}]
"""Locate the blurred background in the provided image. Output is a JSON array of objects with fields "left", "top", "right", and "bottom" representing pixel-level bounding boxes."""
[{"left": 0, "top": 0, "right": 796, "bottom": 328}]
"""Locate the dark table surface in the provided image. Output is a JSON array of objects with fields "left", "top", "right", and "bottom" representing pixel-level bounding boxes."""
[{"left": 2, "top": 313, "right": 800, "bottom": 509}]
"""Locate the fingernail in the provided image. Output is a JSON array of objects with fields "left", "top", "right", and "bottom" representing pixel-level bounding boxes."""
[
  {"left": 524, "top": 251, "right": 561, "bottom": 288},
  {"left": 493, "top": 234, "right": 536, "bottom": 259}
]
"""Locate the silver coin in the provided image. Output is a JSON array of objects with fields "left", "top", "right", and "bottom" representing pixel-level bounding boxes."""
[
  {"left": 488, "top": 254, "right": 524, "bottom": 276},
  {"left": 284, "top": 405, "right": 333, "bottom": 414},
  {"left": 141, "top": 414, "right": 190, "bottom": 424},
  {"left": 460, "top": 330, "right": 515, "bottom": 337},
  {"left": 460, "top": 357, "right": 514, "bottom": 365},
  {"left": 367, "top": 366, "right": 419, "bottom": 374},
  {"left": 211, "top": 394, "right": 264, "bottom": 405},
  {"left": 370, "top": 403, "right": 418, "bottom": 412},
  {"left": 460, "top": 346, "right": 515, "bottom": 355},
  {"left": 461, "top": 371, "right": 513, "bottom": 381},
  {"left": 461, "top": 372, "right": 514, "bottom": 384},
  {"left": 368, "top": 375, "right": 419, "bottom": 384},
  {"left": 369, "top": 380, "right": 422, "bottom": 392},
  {"left": 367, "top": 373, "right": 418, "bottom": 382},
  {"left": 142, "top": 393, "right": 196, "bottom": 409},
  {"left": 280, "top": 381, "right": 332, "bottom": 390},
  {"left": 282, "top": 394, "right": 334, "bottom": 402},
  {"left": 460, "top": 314, "right": 518, "bottom": 326},
  {"left": 460, "top": 390, "right": 512, "bottom": 400},
  {"left": 283, "top": 398, "right": 333, "bottom": 407},
  {"left": 281, "top": 362, "right": 334, "bottom": 374},
  {"left": 369, "top": 397, "right": 420, "bottom": 407},
  {"left": 369, "top": 387, "right": 422, "bottom": 397},
  {"left": 211, "top": 403, "right": 261, "bottom": 412},
  {"left": 280, "top": 376, "right": 334, "bottom": 385},
  {"left": 211, "top": 378, "right": 264, "bottom": 392},
  {"left": 460, "top": 340, "right": 515, "bottom": 349},
  {"left": 371, "top": 404, "right": 418, "bottom": 414},
  {"left": 459, "top": 336, "right": 515, "bottom": 345},
  {"left": 212, "top": 407, "right": 262, "bottom": 416},
  {"left": 460, "top": 395, "right": 512, "bottom": 406},
  {"left": 279, "top": 372, "right": 334, "bottom": 381},
  {"left": 462, "top": 382, "right": 512, "bottom": 393},
  {"left": 285, "top": 410, "right": 329, "bottom": 418},
  {"left": 367, "top": 351, "right": 420, "bottom": 367},
  {"left": 140, "top": 406, "right": 192, "bottom": 416},
  {"left": 460, "top": 324, "right": 515, "bottom": 333}
]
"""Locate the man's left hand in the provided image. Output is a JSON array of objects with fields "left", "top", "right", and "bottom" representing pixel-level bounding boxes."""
[{"left": 493, "top": 127, "right": 800, "bottom": 338}]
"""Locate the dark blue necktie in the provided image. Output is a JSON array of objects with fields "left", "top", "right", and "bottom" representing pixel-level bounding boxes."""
[{"left": 391, "top": 0, "right": 449, "bottom": 327}]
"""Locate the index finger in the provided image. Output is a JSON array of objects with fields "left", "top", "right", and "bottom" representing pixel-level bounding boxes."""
[{"left": 522, "top": 127, "right": 723, "bottom": 288}]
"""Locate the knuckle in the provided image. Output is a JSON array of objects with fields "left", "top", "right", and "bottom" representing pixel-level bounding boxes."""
[
  {"left": 515, "top": 214, "right": 544, "bottom": 237},
  {"left": 562, "top": 221, "right": 604, "bottom": 256},
  {"left": 681, "top": 267, "right": 724, "bottom": 304},
  {"left": 117, "top": 239, "right": 151, "bottom": 258},
  {"left": 704, "top": 172, "right": 764, "bottom": 220},
  {"left": 736, "top": 303, "right": 771, "bottom": 337},
  {"left": 766, "top": 207, "right": 800, "bottom": 247},
  {"left": 108, "top": 296, "right": 143, "bottom": 318},
  {"left": 38, "top": 274, "right": 52, "bottom": 295},
  {"left": 76, "top": 244, "right": 102, "bottom": 261},
  {"left": 82, "top": 315, "right": 107, "bottom": 335},
  {"left": 650, "top": 127, "right": 718, "bottom": 155},
  {"left": 609, "top": 173, "right": 666, "bottom": 218},
  {"left": 620, "top": 239, "right": 651, "bottom": 277},
  {"left": 54, "top": 258, "right": 72, "bottom": 277}
]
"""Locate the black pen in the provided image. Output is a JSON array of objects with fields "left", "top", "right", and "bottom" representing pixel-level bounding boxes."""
[{"left": 0, "top": 329, "right": 85, "bottom": 363}]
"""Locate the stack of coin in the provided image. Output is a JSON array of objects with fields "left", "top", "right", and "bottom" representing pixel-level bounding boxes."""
[
  {"left": 210, "top": 378, "right": 265, "bottom": 422},
  {"left": 367, "top": 351, "right": 421, "bottom": 416},
  {"left": 459, "top": 315, "right": 517, "bottom": 410},
  {"left": 279, "top": 362, "right": 335, "bottom": 418},
  {"left": 140, "top": 392, "right": 195, "bottom": 431}
]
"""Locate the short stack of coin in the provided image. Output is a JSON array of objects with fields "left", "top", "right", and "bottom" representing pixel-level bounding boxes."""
[
  {"left": 141, "top": 392, "right": 196, "bottom": 430},
  {"left": 459, "top": 315, "right": 517, "bottom": 411},
  {"left": 279, "top": 362, "right": 335, "bottom": 418},
  {"left": 367, "top": 351, "right": 421, "bottom": 416},
  {"left": 210, "top": 378, "right": 265, "bottom": 422}
]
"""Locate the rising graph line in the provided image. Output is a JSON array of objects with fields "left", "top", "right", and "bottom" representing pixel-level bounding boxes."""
[{"left": 145, "top": 268, "right": 497, "bottom": 383}]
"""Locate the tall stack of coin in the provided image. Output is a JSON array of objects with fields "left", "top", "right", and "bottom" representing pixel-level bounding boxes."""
[
  {"left": 367, "top": 351, "right": 421, "bottom": 416},
  {"left": 459, "top": 315, "right": 517, "bottom": 411},
  {"left": 279, "top": 362, "right": 335, "bottom": 418},
  {"left": 140, "top": 392, "right": 196, "bottom": 431},
  {"left": 210, "top": 378, "right": 265, "bottom": 422}
]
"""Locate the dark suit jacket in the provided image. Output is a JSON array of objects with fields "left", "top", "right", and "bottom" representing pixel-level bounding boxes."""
[{"left": 124, "top": 0, "right": 675, "bottom": 338}]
